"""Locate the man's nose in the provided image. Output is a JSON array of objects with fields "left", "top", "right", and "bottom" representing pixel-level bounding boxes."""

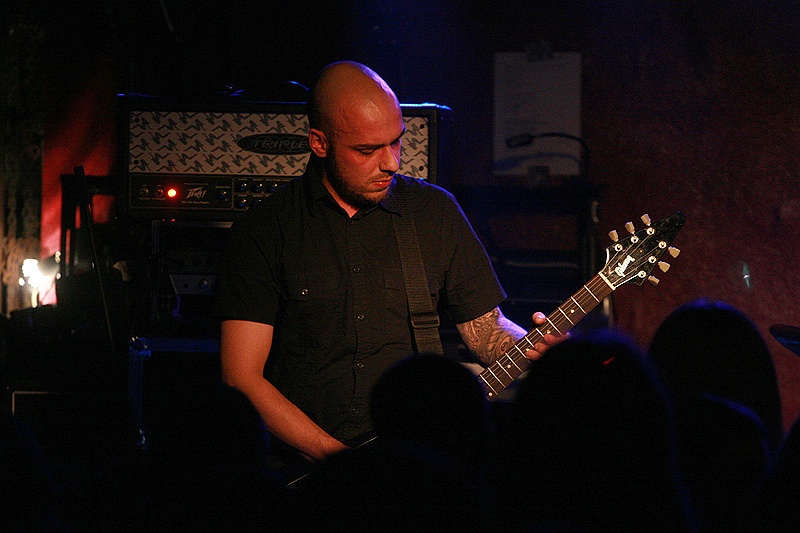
[{"left": 379, "top": 144, "right": 401, "bottom": 174}]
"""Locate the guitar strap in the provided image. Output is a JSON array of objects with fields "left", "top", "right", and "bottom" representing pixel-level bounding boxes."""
[{"left": 391, "top": 187, "right": 444, "bottom": 356}]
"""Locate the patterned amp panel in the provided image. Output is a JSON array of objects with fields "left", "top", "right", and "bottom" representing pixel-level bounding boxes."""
[
  {"left": 128, "top": 111, "right": 432, "bottom": 178},
  {"left": 124, "top": 103, "right": 447, "bottom": 220}
]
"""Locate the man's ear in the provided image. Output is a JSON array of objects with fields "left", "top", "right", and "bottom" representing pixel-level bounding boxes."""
[{"left": 308, "top": 128, "right": 328, "bottom": 157}]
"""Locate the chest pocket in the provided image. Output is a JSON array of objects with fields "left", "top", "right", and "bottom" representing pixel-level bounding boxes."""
[
  {"left": 272, "top": 270, "right": 346, "bottom": 378},
  {"left": 282, "top": 270, "right": 344, "bottom": 345},
  {"left": 285, "top": 271, "right": 342, "bottom": 302}
]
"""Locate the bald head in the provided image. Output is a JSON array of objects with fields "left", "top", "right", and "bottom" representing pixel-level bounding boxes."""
[
  {"left": 307, "top": 61, "right": 400, "bottom": 134},
  {"left": 305, "top": 61, "right": 405, "bottom": 215}
]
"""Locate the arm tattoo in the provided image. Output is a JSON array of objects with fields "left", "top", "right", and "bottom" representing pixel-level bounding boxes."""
[{"left": 456, "top": 307, "right": 527, "bottom": 366}]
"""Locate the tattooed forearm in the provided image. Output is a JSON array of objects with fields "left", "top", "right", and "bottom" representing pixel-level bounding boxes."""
[{"left": 456, "top": 307, "right": 527, "bottom": 366}]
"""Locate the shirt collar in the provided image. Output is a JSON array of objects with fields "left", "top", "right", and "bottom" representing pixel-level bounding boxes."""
[
  {"left": 379, "top": 178, "right": 402, "bottom": 215},
  {"left": 303, "top": 156, "right": 332, "bottom": 215},
  {"left": 303, "top": 155, "right": 404, "bottom": 217}
]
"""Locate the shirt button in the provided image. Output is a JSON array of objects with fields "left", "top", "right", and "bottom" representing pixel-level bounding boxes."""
[
  {"left": 356, "top": 314, "right": 365, "bottom": 321},
  {"left": 352, "top": 266, "right": 362, "bottom": 273},
  {"left": 350, "top": 407, "right": 360, "bottom": 415},
  {"left": 355, "top": 361, "right": 365, "bottom": 369},
  {"left": 300, "top": 288, "right": 309, "bottom": 296}
]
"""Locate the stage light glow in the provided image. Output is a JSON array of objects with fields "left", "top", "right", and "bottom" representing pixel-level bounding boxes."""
[
  {"left": 18, "top": 254, "right": 60, "bottom": 307},
  {"left": 167, "top": 187, "right": 178, "bottom": 198}
]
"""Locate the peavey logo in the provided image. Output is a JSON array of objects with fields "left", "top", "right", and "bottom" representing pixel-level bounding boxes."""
[
  {"left": 237, "top": 134, "right": 310, "bottom": 155},
  {"left": 186, "top": 187, "right": 207, "bottom": 200}
]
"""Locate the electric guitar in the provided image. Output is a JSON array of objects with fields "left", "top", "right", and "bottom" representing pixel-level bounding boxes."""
[
  {"left": 479, "top": 212, "right": 685, "bottom": 400},
  {"left": 282, "top": 213, "right": 685, "bottom": 489}
]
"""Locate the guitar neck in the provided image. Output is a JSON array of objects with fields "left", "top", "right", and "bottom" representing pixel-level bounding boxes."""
[{"left": 479, "top": 273, "right": 614, "bottom": 399}]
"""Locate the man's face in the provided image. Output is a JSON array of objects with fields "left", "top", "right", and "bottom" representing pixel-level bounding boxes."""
[{"left": 320, "top": 102, "right": 405, "bottom": 212}]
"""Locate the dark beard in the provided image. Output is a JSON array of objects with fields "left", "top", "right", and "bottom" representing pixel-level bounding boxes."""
[{"left": 323, "top": 151, "right": 388, "bottom": 210}]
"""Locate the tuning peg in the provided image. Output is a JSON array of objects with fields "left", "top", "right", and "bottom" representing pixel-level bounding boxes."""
[
  {"left": 668, "top": 246, "right": 680, "bottom": 258},
  {"left": 608, "top": 229, "right": 619, "bottom": 242},
  {"left": 647, "top": 275, "right": 660, "bottom": 286},
  {"left": 625, "top": 222, "right": 635, "bottom": 234},
  {"left": 658, "top": 261, "right": 670, "bottom": 272},
  {"left": 640, "top": 214, "right": 651, "bottom": 226}
]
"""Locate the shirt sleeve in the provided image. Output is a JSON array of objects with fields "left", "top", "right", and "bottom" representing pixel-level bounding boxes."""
[
  {"left": 212, "top": 206, "right": 281, "bottom": 325},
  {"left": 436, "top": 189, "right": 507, "bottom": 324}
]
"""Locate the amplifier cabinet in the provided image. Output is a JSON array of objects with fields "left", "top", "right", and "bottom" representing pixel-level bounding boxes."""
[
  {"left": 117, "top": 95, "right": 451, "bottom": 221},
  {"left": 143, "top": 220, "right": 232, "bottom": 337},
  {"left": 128, "top": 336, "right": 221, "bottom": 449}
]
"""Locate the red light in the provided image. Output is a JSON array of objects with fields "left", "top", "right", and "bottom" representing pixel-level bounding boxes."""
[{"left": 167, "top": 188, "right": 178, "bottom": 198}]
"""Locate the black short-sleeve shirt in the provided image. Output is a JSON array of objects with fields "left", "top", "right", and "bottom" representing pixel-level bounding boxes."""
[{"left": 213, "top": 160, "right": 506, "bottom": 442}]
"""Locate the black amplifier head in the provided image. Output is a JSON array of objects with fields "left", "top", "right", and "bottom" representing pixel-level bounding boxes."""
[
  {"left": 117, "top": 96, "right": 449, "bottom": 221},
  {"left": 128, "top": 174, "right": 293, "bottom": 220}
]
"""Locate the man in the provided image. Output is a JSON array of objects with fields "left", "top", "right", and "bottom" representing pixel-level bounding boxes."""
[{"left": 213, "top": 61, "right": 561, "bottom": 463}]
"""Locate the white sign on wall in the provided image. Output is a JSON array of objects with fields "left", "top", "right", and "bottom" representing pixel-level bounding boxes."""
[{"left": 493, "top": 51, "right": 582, "bottom": 178}]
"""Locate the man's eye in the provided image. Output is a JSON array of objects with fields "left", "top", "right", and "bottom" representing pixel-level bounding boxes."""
[{"left": 359, "top": 148, "right": 376, "bottom": 155}]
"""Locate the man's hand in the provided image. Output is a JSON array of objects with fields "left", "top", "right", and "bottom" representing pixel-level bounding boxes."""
[
  {"left": 523, "top": 311, "right": 569, "bottom": 361},
  {"left": 220, "top": 319, "right": 348, "bottom": 462},
  {"left": 457, "top": 307, "right": 569, "bottom": 367}
]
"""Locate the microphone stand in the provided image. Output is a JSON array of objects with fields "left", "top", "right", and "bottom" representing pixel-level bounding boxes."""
[{"left": 73, "top": 165, "right": 116, "bottom": 355}]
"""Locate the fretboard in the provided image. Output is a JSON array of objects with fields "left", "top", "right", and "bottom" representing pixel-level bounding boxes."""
[{"left": 479, "top": 273, "right": 614, "bottom": 399}]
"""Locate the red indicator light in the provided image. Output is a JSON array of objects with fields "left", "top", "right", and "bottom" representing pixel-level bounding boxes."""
[{"left": 167, "top": 188, "right": 178, "bottom": 198}]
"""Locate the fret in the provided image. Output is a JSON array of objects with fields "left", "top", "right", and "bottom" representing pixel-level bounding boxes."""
[
  {"left": 570, "top": 296, "right": 586, "bottom": 314},
  {"left": 475, "top": 212, "right": 684, "bottom": 400},
  {"left": 480, "top": 373, "right": 499, "bottom": 397},
  {"left": 545, "top": 316, "right": 562, "bottom": 336},
  {"left": 511, "top": 343, "right": 528, "bottom": 359},
  {"left": 506, "top": 337, "right": 527, "bottom": 371},
  {"left": 553, "top": 313, "right": 570, "bottom": 330},
  {"left": 584, "top": 282, "right": 601, "bottom": 302},
  {"left": 519, "top": 335, "right": 536, "bottom": 348},
  {"left": 504, "top": 352, "right": 524, "bottom": 372},
  {"left": 597, "top": 272, "right": 614, "bottom": 290},
  {"left": 529, "top": 328, "right": 544, "bottom": 344},
  {"left": 558, "top": 306, "right": 576, "bottom": 325},
  {"left": 485, "top": 365, "right": 506, "bottom": 388},
  {"left": 495, "top": 359, "right": 514, "bottom": 380}
]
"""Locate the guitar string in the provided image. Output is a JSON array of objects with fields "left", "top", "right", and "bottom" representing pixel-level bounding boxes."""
[
  {"left": 481, "top": 275, "right": 608, "bottom": 394},
  {"left": 480, "top": 275, "right": 610, "bottom": 396},
  {"left": 479, "top": 224, "right": 672, "bottom": 397}
]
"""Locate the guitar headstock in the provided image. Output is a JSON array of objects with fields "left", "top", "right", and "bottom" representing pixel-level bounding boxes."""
[{"left": 602, "top": 213, "right": 685, "bottom": 289}]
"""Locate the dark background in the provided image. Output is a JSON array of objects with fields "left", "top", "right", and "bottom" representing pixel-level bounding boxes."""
[{"left": 4, "top": 0, "right": 800, "bottom": 429}]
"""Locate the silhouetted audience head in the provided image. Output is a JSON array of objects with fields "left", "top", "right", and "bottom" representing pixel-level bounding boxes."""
[
  {"left": 757, "top": 414, "right": 800, "bottom": 530},
  {"left": 648, "top": 299, "right": 778, "bottom": 530},
  {"left": 296, "top": 354, "right": 493, "bottom": 531},
  {"left": 498, "top": 329, "right": 694, "bottom": 531},
  {"left": 369, "top": 352, "right": 492, "bottom": 459},
  {"left": 297, "top": 438, "right": 491, "bottom": 532},
  {"left": 144, "top": 383, "right": 287, "bottom": 531},
  {"left": 676, "top": 392, "right": 770, "bottom": 531},
  {"left": 648, "top": 298, "right": 782, "bottom": 449}
]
